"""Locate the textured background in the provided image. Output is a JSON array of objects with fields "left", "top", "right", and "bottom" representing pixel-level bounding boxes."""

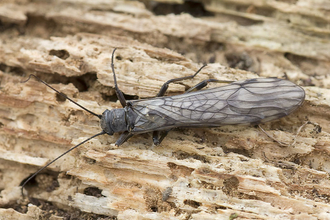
[{"left": 0, "top": 0, "right": 330, "bottom": 219}]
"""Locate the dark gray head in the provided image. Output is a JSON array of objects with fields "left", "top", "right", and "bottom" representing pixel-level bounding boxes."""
[{"left": 100, "top": 109, "right": 128, "bottom": 135}]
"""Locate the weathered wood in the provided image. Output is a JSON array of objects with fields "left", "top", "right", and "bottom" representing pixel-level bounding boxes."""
[{"left": 1, "top": 0, "right": 330, "bottom": 219}]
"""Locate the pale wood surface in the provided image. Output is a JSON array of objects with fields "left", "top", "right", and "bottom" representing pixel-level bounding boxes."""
[{"left": 0, "top": 0, "right": 330, "bottom": 219}]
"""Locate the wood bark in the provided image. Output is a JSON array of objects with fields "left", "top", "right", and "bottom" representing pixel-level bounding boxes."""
[{"left": 0, "top": 0, "right": 330, "bottom": 219}]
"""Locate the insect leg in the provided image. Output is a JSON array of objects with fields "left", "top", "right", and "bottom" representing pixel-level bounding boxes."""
[
  {"left": 153, "top": 66, "right": 234, "bottom": 144},
  {"left": 153, "top": 78, "right": 234, "bottom": 144},
  {"left": 152, "top": 130, "right": 170, "bottom": 145},
  {"left": 115, "top": 131, "right": 134, "bottom": 146},
  {"left": 156, "top": 64, "right": 207, "bottom": 97},
  {"left": 152, "top": 65, "right": 209, "bottom": 144},
  {"left": 185, "top": 78, "right": 234, "bottom": 93}
]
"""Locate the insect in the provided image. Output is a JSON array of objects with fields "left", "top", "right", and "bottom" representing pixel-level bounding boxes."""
[{"left": 20, "top": 48, "right": 305, "bottom": 197}]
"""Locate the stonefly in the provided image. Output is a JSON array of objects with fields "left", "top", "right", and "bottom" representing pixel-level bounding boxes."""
[{"left": 20, "top": 48, "right": 305, "bottom": 197}]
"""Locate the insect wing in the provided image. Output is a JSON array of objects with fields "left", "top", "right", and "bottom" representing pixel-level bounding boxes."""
[{"left": 130, "top": 78, "right": 305, "bottom": 133}]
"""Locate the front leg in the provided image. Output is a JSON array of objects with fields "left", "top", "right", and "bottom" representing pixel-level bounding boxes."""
[{"left": 115, "top": 131, "right": 134, "bottom": 146}]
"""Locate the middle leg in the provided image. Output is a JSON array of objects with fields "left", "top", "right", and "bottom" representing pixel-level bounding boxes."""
[{"left": 153, "top": 66, "right": 234, "bottom": 145}]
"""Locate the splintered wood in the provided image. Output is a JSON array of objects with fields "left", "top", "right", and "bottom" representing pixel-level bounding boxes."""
[{"left": 1, "top": 0, "right": 330, "bottom": 219}]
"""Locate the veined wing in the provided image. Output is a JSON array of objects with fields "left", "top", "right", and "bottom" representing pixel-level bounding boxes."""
[{"left": 129, "top": 78, "right": 305, "bottom": 133}]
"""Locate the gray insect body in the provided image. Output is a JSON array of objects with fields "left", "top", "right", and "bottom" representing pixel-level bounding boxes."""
[
  {"left": 101, "top": 77, "right": 305, "bottom": 146},
  {"left": 21, "top": 48, "right": 305, "bottom": 196}
]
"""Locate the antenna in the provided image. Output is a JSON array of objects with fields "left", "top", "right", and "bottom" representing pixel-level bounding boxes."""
[
  {"left": 21, "top": 75, "right": 102, "bottom": 119},
  {"left": 111, "top": 48, "right": 127, "bottom": 107},
  {"left": 21, "top": 131, "right": 105, "bottom": 198},
  {"left": 20, "top": 64, "right": 109, "bottom": 197}
]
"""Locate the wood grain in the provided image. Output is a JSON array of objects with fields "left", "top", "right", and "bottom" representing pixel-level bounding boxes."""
[{"left": 1, "top": 0, "right": 330, "bottom": 219}]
